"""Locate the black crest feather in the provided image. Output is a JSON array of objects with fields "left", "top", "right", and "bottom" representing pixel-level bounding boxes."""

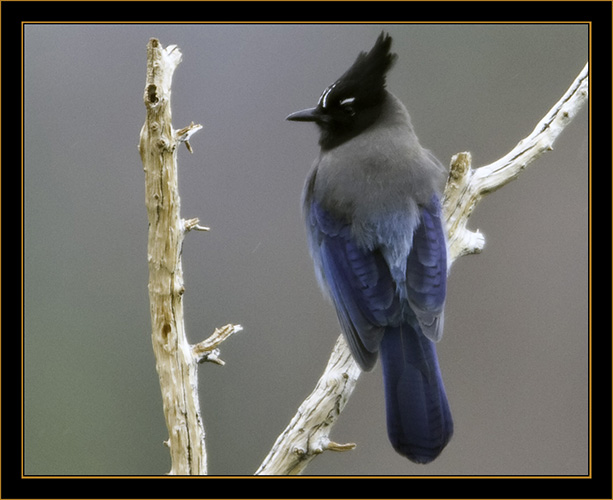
[
  {"left": 291, "top": 32, "right": 399, "bottom": 150},
  {"left": 337, "top": 32, "right": 397, "bottom": 94}
]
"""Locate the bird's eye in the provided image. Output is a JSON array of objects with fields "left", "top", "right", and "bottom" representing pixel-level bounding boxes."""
[{"left": 339, "top": 97, "right": 356, "bottom": 116}]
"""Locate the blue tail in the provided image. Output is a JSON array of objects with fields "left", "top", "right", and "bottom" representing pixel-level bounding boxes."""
[{"left": 380, "top": 325, "right": 453, "bottom": 464}]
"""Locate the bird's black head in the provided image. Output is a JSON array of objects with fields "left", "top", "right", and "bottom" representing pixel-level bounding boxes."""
[{"left": 287, "top": 32, "right": 398, "bottom": 150}]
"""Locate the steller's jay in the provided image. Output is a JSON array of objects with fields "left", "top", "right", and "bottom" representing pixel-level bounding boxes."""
[{"left": 287, "top": 32, "right": 453, "bottom": 464}]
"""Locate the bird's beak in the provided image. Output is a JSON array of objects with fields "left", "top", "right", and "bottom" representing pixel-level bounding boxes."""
[{"left": 286, "top": 107, "right": 320, "bottom": 122}]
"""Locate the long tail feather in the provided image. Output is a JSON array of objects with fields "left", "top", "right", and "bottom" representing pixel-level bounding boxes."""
[{"left": 380, "top": 325, "right": 453, "bottom": 463}]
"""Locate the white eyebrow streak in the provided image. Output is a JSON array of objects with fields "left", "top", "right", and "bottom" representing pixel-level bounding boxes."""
[
  {"left": 318, "top": 82, "right": 337, "bottom": 108},
  {"left": 340, "top": 97, "right": 355, "bottom": 106}
]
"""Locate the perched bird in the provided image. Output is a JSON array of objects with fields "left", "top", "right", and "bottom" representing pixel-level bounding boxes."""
[{"left": 287, "top": 32, "right": 452, "bottom": 464}]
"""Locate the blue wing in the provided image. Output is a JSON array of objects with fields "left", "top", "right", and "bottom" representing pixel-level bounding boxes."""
[
  {"left": 406, "top": 196, "right": 447, "bottom": 341},
  {"left": 305, "top": 185, "right": 452, "bottom": 462},
  {"left": 307, "top": 201, "right": 401, "bottom": 370},
  {"left": 305, "top": 194, "right": 447, "bottom": 366}
]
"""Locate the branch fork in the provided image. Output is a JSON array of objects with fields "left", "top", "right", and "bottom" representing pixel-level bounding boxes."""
[
  {"left": 183, "top": 217, "right": 210, "bottom": 233},
  {"left": 176, "top": 122, "right": 203, "bottom": 153},
  {"left": 192, "top": 324, "right": 244, "bottom": 365}
]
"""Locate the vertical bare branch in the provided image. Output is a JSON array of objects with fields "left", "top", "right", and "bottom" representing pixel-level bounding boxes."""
[
  {"left": 139, "top": 38, "right": 242, "bottom": 476},
  {"left": 138, "top": 39, "right": 207, "bottom": 475}
]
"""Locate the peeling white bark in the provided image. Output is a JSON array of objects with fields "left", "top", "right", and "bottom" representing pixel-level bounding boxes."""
[
  {"left": 255, "top": 335, "right": 361, "bottom": 475},
  {"left": 444, "top": 62, "right": 589, "bottom": 261}
]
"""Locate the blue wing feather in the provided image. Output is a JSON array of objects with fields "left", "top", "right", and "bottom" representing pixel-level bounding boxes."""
[
  {"left": 305, "top": 184, "right": 452, "bottom": 462},
  {"left": 306, "top": 194, "right": 447, "bottom": 354},
  {"left": 313, "top": 206, "right": 396, "bottom": 369},
  {"left": 406, "top": 197, "right": 447, "bottom": 341}
]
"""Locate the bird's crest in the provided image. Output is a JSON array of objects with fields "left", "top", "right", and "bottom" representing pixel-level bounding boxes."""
[{"left": 319, "top": 32, "right": 397, "bottom": 110}]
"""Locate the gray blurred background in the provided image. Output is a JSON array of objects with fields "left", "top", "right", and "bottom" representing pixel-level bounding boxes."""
[{"left": 24, "top": 24, "right": 588, "bottom": 476}]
